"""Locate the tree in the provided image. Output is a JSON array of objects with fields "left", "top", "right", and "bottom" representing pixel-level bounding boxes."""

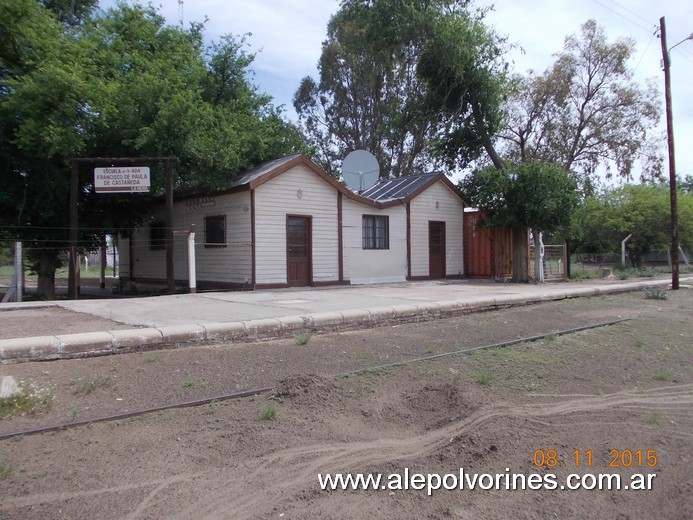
[
  {"left": 499, "top": 20, "right": 661, "bottom": 186},
  {"left": 293, "top": 0, "right": 504, "bottom": 178},
  {"left": 86, "top": 8, "right": 304, "bottom": 189},
  {"left": 574, "top": 184, "right": 693, "bottom": 267},
  {"left": 39, "top": 0, "right": 97, "bottom": 26},
  {"left": 0, "top": 0, "right": 97, "bottom": 297},
  {"left": 461, "top": 162, "right": 579, "bottom": 282},
  {"left": 416, "top": 6, "right": 510, "bottom": 172},
  {"left": 1, "top": 1, "right": 305, "bottom": 297}
]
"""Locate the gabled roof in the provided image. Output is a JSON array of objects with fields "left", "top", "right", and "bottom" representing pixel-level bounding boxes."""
[
  {"left": 360, "top": 171, "right": 465, "bottom": 205},
  {"left": 361, "top": 172, "right": 440, "bottom": 202},
  {"left": 176, "top": 153, "right": 464, "bottom": 208},
  {"left": 230, "top": 153, "right": 303, "bottom": 188}
]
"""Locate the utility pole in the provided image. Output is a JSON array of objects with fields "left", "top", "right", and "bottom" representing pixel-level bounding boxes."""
[{"left": 659, "top": 16, "right": 679, "bottom": 290}]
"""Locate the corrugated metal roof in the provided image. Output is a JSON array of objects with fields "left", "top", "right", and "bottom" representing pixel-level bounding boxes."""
[
  {"left": 360, "top": 172, "right": 440, "bottom": 201},
  {"left": 230, "top": 153, "right": 303, "bottom": 187}
]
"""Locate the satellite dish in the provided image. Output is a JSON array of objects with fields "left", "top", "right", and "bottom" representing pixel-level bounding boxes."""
[{"left": 341, "top": 150, "right": 379, "bottom": 193}]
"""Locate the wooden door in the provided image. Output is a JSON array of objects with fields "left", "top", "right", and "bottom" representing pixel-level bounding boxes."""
[
  {"left": 287, "top": 216, "right": 311, "bottom": 286},
  {"left": 429, "top": 221, "right": 446, "bottom": 279}
]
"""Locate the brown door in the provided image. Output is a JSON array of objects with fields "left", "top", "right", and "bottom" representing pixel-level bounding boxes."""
[
  {"left": 429, "top": 221, "right": 446, "bottom": 279},
  {"left": 287, "top": 216, "right": 311, "bottom": 286}
]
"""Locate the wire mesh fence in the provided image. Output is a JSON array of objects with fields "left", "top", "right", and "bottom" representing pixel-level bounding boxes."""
[
  {"left": 0, "top": 239, "right": 121, "bottom": 301},
  {"left": 1, "top": 224, "right": 256, "bottom": 299},
  {"left": 529, "top": 244, "right": 567, "bottom": 280}
]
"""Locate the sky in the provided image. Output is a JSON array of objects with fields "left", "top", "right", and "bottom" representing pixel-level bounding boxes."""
[{"left": 98, "top": 0, "right": 693, "bottom": 181}]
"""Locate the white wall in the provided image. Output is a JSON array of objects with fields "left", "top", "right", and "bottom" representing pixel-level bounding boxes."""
[
  {"left": 254, "top": 165, "right": 339, "bottom": 285},
  {"left": 195, "top": 191, "right": 252, "bottom": 285},
  {"left": 126, "top": 191, "right": 252, "bottom": 285},
  {"left": 409, "top": 182, "right": 464, "bottom": 277},
  {"left": 342, "top": 198, "right": 407, "bottom": 284}
]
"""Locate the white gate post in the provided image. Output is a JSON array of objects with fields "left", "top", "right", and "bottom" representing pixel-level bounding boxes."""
[
  {"left": 621, "top": 234, "right": 633, "bottom": 267},
  {"left": 534, "top": 232, "right": 545, "bottom": 282},
  {"left": 188, "top": 224, "right": 196, "bottom": 294}
]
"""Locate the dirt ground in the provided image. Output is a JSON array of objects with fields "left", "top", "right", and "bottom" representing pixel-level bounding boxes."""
[
  {"left": 0, "top": 305, "right": 137, "bottom": 340},
  {"left": 0, "top": 290, "right": 691, "bottom": 519}
]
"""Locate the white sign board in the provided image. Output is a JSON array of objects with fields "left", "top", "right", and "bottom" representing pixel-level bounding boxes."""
[{"left": 94, "top": 167, "right": 150, "bottom": 193}]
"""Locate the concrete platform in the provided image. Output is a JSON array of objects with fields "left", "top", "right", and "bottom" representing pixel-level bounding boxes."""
[{"left": 1, "top": 277, "right": 688, "bottom": 363}]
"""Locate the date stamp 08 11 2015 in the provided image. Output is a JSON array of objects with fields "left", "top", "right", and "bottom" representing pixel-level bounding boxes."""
[{"left": 533, "top": 449, "right": 658, "bottom": 469}]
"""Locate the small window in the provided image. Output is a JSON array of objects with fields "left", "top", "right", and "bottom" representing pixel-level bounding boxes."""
[
  {"left": 149, "top": 221, "right": 166, "bottom": 250},
  {"left": 205, "top": 215, "right": 227, "bottom": 248},
  {"left": 362, "top": 215, "right": 389, "bottom": 250}
]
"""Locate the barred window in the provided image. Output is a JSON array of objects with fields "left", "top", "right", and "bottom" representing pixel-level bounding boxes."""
[
  {"left": 362, "top": 215, "right": 389, "bottom": 250},
  {"left": 205, "top": 215, "right": 227, "bottom": 248},
  {"left": 149, "top": 221, "right": 166, "bottom": 250}
]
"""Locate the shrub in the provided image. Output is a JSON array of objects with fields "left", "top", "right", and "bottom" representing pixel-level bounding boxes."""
[
  {"left": 260, "top": 402, "right": 278, "bottom": 420},
  {"left": 642, "top": 287, "right": 669, "bottom": 300},
  {"left": 0, "top": 382, "right": 53, "bottom": 418}
]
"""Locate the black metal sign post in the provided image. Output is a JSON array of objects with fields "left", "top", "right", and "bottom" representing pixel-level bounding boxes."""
[
  {"left": 165, "top": 158, "right": 175, "bottom": 295},
  {"left": 68, "top": 160, "right": 80, "bottom": 300},
  {"left": 68, "top": 157, "right": 177, "bottom": 300}
]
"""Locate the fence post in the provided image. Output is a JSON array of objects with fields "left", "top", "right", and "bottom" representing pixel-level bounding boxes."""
[
  {"left": 188, "top": 224, "right": 196, "bottom": 294},
  {"left": 565, "top": 239, "right": 571, "bottom": 279},
  {"left": 100, "top": 235, "right": 107, "bottom": 289},
  {"left": 14, "top": 242, "right": 23, "bottom": 303}
]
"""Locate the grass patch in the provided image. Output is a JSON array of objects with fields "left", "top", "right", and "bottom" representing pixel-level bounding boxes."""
[
  {"left": 490, "top": 345, "right": 549, "bottom": 365},
  {"left": 73, "top": 375, "right": 111, "bottom": 395},
  {"left": 642, "top": 286, "right": 669, "bottom": 300},
  {"left": 181, "top": 378, "right": 199, "bottom": 389},
  {"left": 569, "top": 269, "right": 599, "bottom": 280},
  {"left": 475, "top": 372, "right": 495, "bottom": 386},
  {"left": 0, "top": 460, "right": 12, "bottom": 479},
  {"left": 295, "top": 332, "right": 311, "bottom": 345},
  {"left": 260, "top": 402, "right": 278, "bottom": 421},
  {"left": 0, "top": 382, "right": 53, "bottom": 418},
  {"left": 359, "top": 366, "right": 393, "bottom": 376},
  {"left": 646, "top": 411, "right": 663, "bottom": 425},
  {"left": 143, "top": 353, "right": 162, "bottom": 363},
  {"left": 653, "top": 369, "right": 675, "bottom": 382}
]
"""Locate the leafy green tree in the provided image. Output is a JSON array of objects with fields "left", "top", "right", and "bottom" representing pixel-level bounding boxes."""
[
  {"left": 1, "top": 1, "right": 305, "bottom": 297},
  {"left": 574, "top": 184, "right": 693, "bottom": 267},
  {"left": 86, "top": 7, "right": 304, "bottom": 189},
  {"left": 499, "top": 20, "right": 661, "bottom": 186},
  {"left": 39, "top": 0, "right": 97, "bottom": 26},
  {"left": 294, "top": 0, "right": 504, "bottom": 178},
  {"left": 0, "top": 0, "right": 98, "bottom": 297},
  {"left": 416, "top": 6, "right": 510, "bottom": 171},
  {"left": 461, "top": 162, "right": 579, "bottom": 282},
  {"left": 294, "top": 0, "right": 437, "bottom": 177}
]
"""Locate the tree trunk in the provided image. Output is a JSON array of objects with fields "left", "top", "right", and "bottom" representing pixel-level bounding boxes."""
[
  {"left": 36, "top": 249, "right": 59, "bottom": 299},
  {"left": 471, "top": 98, "right": 505, "bottom": 170},
  {"left": 511, "top": 226, "right": 530, "bottom": 283}
]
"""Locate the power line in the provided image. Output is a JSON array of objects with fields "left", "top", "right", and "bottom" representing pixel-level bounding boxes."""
[
  {"left": 603, "top": 0, "right": 655, "bottom": 28},
  {"left": 632, "top": 32, "right": 657, "bottom": 72},
  {"left": 592, "top": 0, "right": 656, "bottom": 35}
]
